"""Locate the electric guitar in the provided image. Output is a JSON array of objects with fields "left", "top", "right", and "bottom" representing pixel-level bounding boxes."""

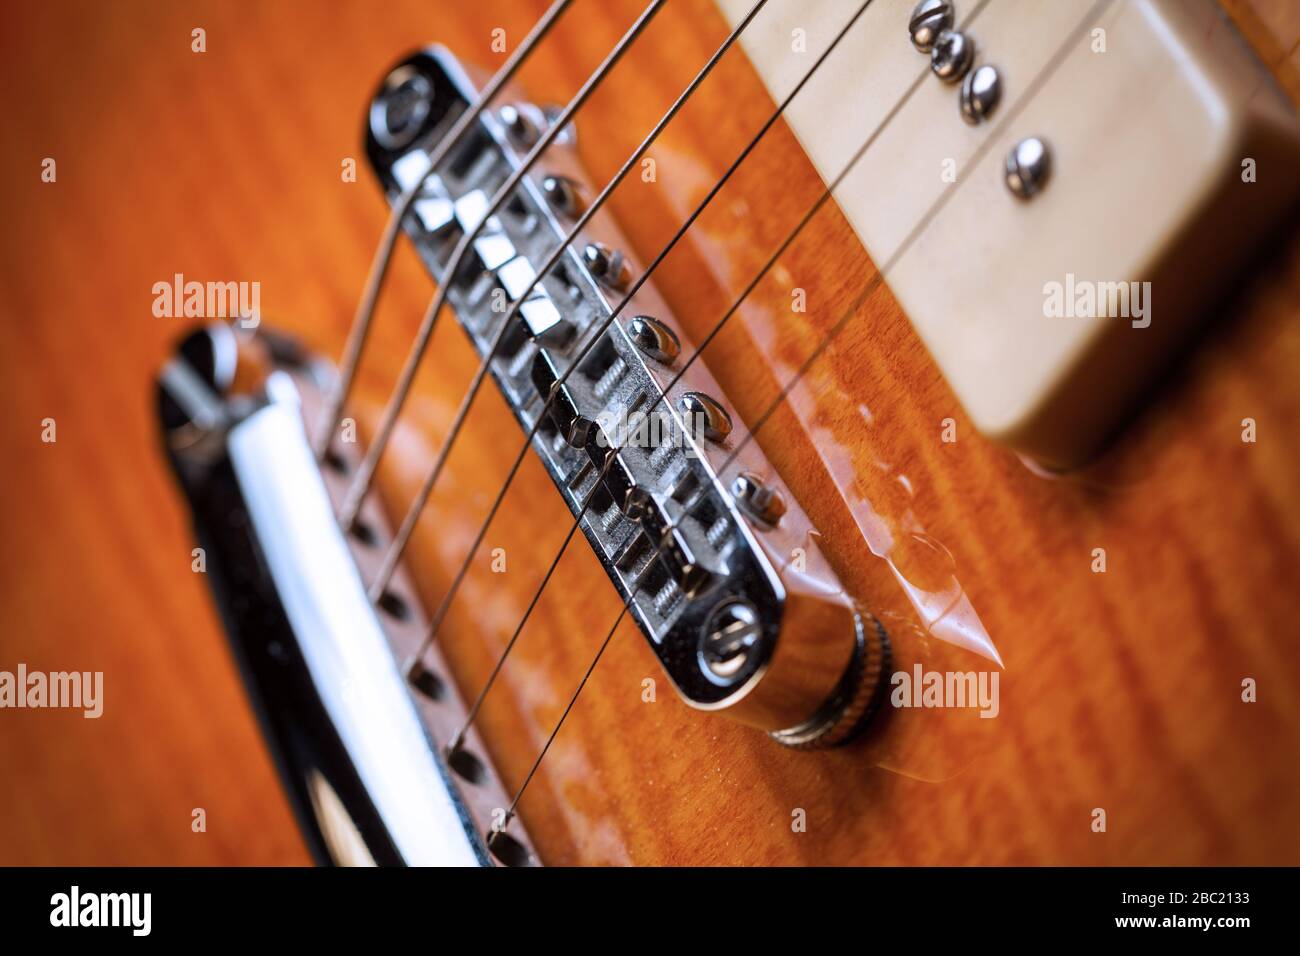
[{"left": 5, "top": 0, "right": 1300, "bottom": 866}]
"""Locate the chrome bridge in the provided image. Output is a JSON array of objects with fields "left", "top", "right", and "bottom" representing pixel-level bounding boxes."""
[
  {"left": 366, "top": 48, "right": 888, "bottom": 746},
  {"left": 152, "top": 42, "right": 896, "bottom": 869}
]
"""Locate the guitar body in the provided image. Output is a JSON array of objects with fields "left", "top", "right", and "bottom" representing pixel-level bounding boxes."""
[{"left": 3, "top": 0, "right": 1299, "bottom": 865}]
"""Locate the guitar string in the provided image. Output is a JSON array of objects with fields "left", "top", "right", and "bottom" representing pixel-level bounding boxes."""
[
  {"left": 447, "top": 444, "right": 621, "bottom": 756},
  {"left": 338, "top": 0, "right": 669, "bottom": 529},
  {"left": 451, "top": 0, "right": 951, "bottom": 754},
  {"left": 404, "top": 0, "right": 879, "bottom": 672},
  {"left": 490, "top": 599, "right": 628, "bottom": 842},
  {"left": 366, "top": 0, "right": 772, "bottom": 602},
  {"left": 492, "top": 0, "right": 1112, "bottom": 842},
  {"left": 313, "top": 0, "right": 576, "bottom": 460}
]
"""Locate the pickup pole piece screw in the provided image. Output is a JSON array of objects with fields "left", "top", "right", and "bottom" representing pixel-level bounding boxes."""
[
  {"left": 1005, "top": 136, "right": 1051, "bottom": 198},
  {"left": 909, "top": 0, "right": 955, "bottom": 53},
  {"left": 960, "top": 64, "right": 1001, "bottom": 124},
  {"left": 931, "top": 29, "right": 974, "bottom": 83}
]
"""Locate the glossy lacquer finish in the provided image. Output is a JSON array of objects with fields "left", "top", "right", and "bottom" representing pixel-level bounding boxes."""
[{"left": 2, "top": 0, "right": 1300, "bottom": 865}]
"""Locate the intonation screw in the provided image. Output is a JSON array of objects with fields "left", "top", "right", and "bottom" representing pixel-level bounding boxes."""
[
  {"left": 678, "top": 392, "right": 732, "bottom": 443},
  {"left": 499, "top": 103, "right": 542, "bottom": 149},
  {"left": 582, "top": 242, "right": 629, "bottom": 290},
  {"left": 626, "top": 315, "right": 680, "bottom": 363},
  {"left": 540, "top": 174, "right": 583, "bottom": 217},
  {"left": 730, "top": 472, "right": 787, "bottom": 527}
]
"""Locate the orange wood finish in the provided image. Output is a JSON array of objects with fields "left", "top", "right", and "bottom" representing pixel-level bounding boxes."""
[{"left": 2, "top": 0, "right": 1299, "bottom": 865}]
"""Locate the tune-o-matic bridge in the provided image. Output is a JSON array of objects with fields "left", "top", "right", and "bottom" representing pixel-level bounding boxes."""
[{"left": 366, "top": 48, "right": 888, "bottom": 746}]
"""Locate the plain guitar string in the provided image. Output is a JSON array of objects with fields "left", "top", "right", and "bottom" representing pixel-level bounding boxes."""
[
  {"left": 365, "top": 0, "right": 773, "bottom": 603},
  {"left": 448, "top": 0, "right": 920, "bottom": 759},
  {"left": 406, "top": 0, "right": 882, "bottom": 675},
  {"left": 487, "top": 0, "right": 1113, "bottom": 848},
  {"left": 336, "top": 0, "right": 670, "bottom": 530},
  {"left": 314, "top": 0, "right": 576, "bottom": 461},
  {"left": 447, "top": 446, "right": 622, "bottom": 756}
]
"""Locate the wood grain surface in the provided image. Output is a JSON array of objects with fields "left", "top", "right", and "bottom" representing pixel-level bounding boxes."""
[{"left": 2, "top": 0, "right": 1299, "bottom": 866}]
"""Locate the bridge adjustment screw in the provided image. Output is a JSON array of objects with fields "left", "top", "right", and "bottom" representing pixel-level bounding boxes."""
[
  {"left": 700, "top": 600, "right": 763, "bottom": 682},
  {"left": 931, "top": 29, "right": 974, "bottom": 83},
  {"left": 370, "top": 65, "right": 434, "bottom": 151},
  {"left": 908, "top": 0, "right": 955, "bottom": 53},
  {"left": 730, "top": 472, "right": 786, "bottom": 527}
]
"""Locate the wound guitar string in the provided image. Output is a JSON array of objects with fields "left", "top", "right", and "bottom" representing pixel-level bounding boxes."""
[
  {"left": 366, "top": 0, "right": 774, "bottom": 603},
  {"left": 336, "top": 0, "right": 671, "bottom": 531},
  {"left": 315, "top": 0, "right": 577, "bottom": 460}
]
